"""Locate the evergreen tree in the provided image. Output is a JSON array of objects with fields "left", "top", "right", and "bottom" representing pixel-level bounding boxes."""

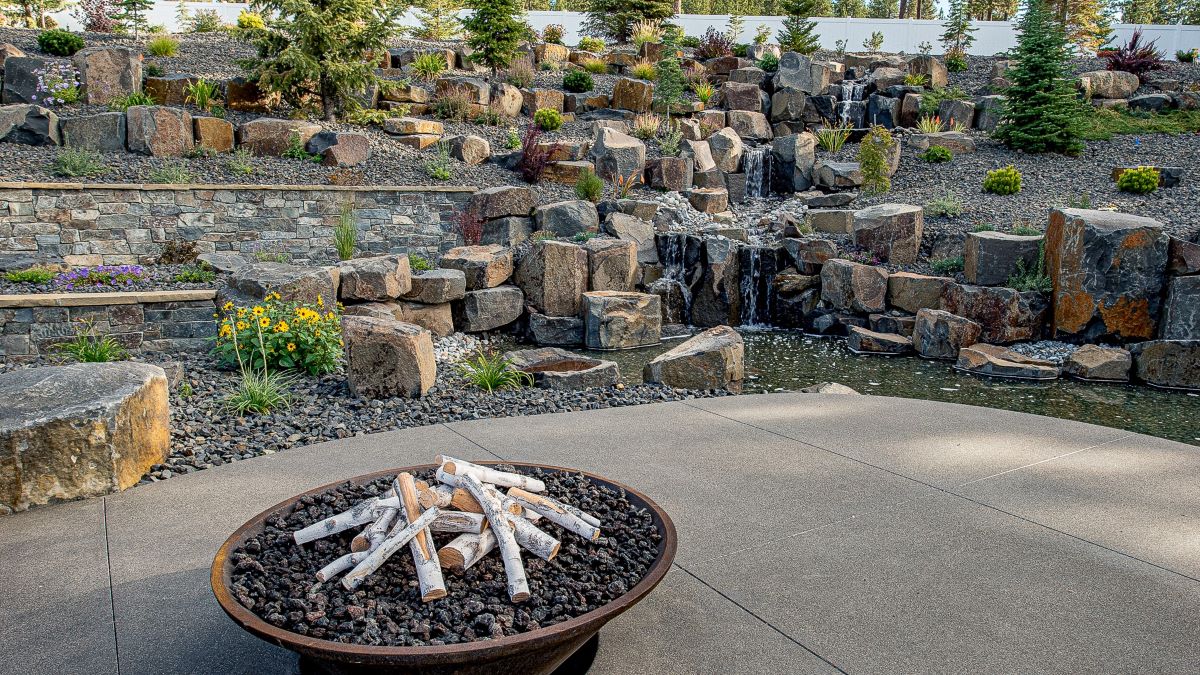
[
  {"left": 582, "top": 0, "right": 675, "bottom": 44},
  {"left": 967, "top": 0, "right": 1017, "bottom": 20},
  {"left": 655, "top": 29, "right": 685, "bottom": 115},
  {"left": 833, "top": 0, "right": 868, "bottom": 16},
  {"left": 1064, "top": 0, "right": 1114, "bottom": 51},
  {"left": 118, "top": 0, "right": 153, "bottom": 37},
  {"left": 778, "top": 0, "right": 823, "bottom": 53},
  {"left": 811, "top": 0, "right": 834, "bottom": 13},
  {"left": 941, "top": 0, "right": 976, "bottom": 55},
  {"left": 994, "top": 0, "right": 1084, "bottom": 155},
  {"left": 239, "top": 0, "right": 405, "bottom": 121},
  {"left": 412, "top": 0, "right": 461, "bottom": 40},
  {"left": 1, "top": 0, "right": 68, "bottom": 27},
  {"left": 461, "top": 0, "right": 526, "bottom": 73},
  {"left": 1118, "top": 0, "right": 1157, "bottom": 21},
  {"left": 866, "top": 0, "right": 898, "bottom": 16}
]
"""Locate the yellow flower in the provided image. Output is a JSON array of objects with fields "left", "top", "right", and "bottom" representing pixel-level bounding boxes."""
[
  {"left": 315, "top": 329, "right": 322, "bottom": 337},
  {"left": 325, "top": 311, "right": 336, "bottom": 321},
  {"left": 316, "top": 295, "right": 324, "bottom": 307},
  {"left": 222, "top": 301, "right": 234, "bottom": 311},
  {"left": 252, "top": 306, "right": 265, "bottom": 316},
  {"left": 236, "top": 321, "right": 248, "bottom": 330},
  {"left": 274, "top": 321, "right": 289, "bottom": 333},
  {"left": 287, "top": 343, "right": 296, "bottom": 352},
  {"left": 259, "top": 316, "right": 270, "bottom": 328},
  {"left": 219, "top": 324, "right": 232, "bottom": 338},
  {"left": 338, "top": 338, "right": 344, "bottom": 346},
  {"left": 236, "top": 308, "right": 247, "bottom": 318},
  {"left": 269, "top": 292, "right": 282, "bottom": 301}
]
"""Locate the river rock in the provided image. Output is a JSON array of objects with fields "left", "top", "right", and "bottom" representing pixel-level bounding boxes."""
[
  {"left": 454, "top": 285, "right": 524, "bottom": 332},
  {"left": 913, "top": 308, "right": 982, "bottom": 360},
  {"left": 506, "top": 347, "right": 619, "bottom": 390},
  {"left": 1064, "top": 344, "right": 1132, "bottom": 381},
  {"left": 0, "top": 362, "right": 169, "bottom": 514},
  {"left": 887, "top": 272, "right": 951, "bottom": 313},
  {"left": 853, "top": 204, "right": 923, "bottom": 265},
  {"left": 846, "top": 325, "right": 912, "bottom": 354},
  {"left": 226, "top": 262, "right": 339, "bottom": 306},
  {"left": 73, "top": 47, "right": 141, "bottom": 105},
  {"left": 343, "top": 315, "right": 435, "bottom": 398},
  {"left": 585, "top": 238, "right": 637, "bottom": 292},
  {"left": 125, "top": 105, "right": 192, "bottom": 156},
  {"left": 237, "top": 118, "right": 321, "bottom": 156},
  {"left": 941, "top": 283, "right": 1048, "bottom": 344},
  {"left": 955, "top": 344, "right": 1060, "bottom": 380},
  {"left": 1045, "top": 208, "right": 1168, "bottom": 342},
  {"left": 821, "top": 259, "right": 888, "bottom": 313},
  {"left": 0, "top": 104, "right": 59, "bottom": 145},
  {"left": 582, "top": 291, "right": 661, "bottom": 349},
  {"left": 469, "top": 185, "right": 536, "bottom": 220},
  {"left": 338, "top": 254, "right": 412, "bottom": 302},
  {"left": 515, "top": 240, "right": 588, "bottom": 317},
  {"left": 533, "top": 200, "right": 600, "bottom": 237},
  {"left": 1162, "top": 275, "right": 1200, "bottom": 340},
  {"left": 403, "top": 269, "right": 466, "bottom": 304},
  {"left": 643, "top": 325, "right": 744, "bottom": 390},
  {"left": 964, "top": 231, "right": 1042, "bottom": 286},
  {"left": 1129, "top": 340, "right": 1200, "bottom": 389},
  {"left": 440, "top": 245, "right": 513, "bottom": 290}
]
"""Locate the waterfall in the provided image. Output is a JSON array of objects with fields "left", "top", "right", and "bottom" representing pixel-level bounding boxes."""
[
  {"left": 738, "top": 246, "right": 780, "bottom": 327},
  {"left": 743, "top": 147, "right": 771, "bottom": 200},
  {"left": 838, "top": 80, "right": 866, "bottom": 128},
  {"left": 656, "top": 233, "right": 700, "bottom": 321}
]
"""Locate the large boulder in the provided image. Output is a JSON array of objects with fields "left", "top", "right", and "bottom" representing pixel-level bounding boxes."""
[
  {"left": 469, "top": 186, "right": 537, "bottom": 220},
  {"left": 611, "top": 77, "right": 653, "bottom": 112},
  {"left": 1064, "top": 344, "right": 1131, "bottom": 381},
  {"left": 964, "top": 231, "right": 1042, "bottom": 286},
  {"left": 936, "top": 99, "right": 975, "bottom": 129},
  {"left": 726, "top": 110, "right": 773, "bottom": 141},
  {"left": 684, "top": 138, "right": 717, "bottom": 173},
  {"left": 1045, "top": 208, "right": 1169, "bottom": 342},
  {"left": 813, "top": 160, "right": 863, "bottom": 190},
  {"left": 770, "top": 132, "right": 816, "bottom": 192},
  {"left": 770, "top": 86, "right": 807, "bottom": 123},
  {"left": 644, "top": 156, "right": 693, "bottom": 192},
  {"left": 533, "top": 200, "right": 600, "bottom": 238},
  {"left": 435, "top": 76, "right": 490, "bottom": 105},
  {"left": 687, "top": 188, "right": 729, "bottom": 214},
  {"left": 446, "top": 134, "right": 491, "bottom": 165},
  {"left": 690, "top": 238, "right": 742, "bottom": 328},
  {"left": 1130, "top": 340, "right": 1200, "bottom": 389},
  {"left": 125, "top": 105, "right": 192, "bottom": 156},
  {"left": 912, "top": 308, "right": 982, "bottom": 360},
  {"left": 515, "top": 240, "right": 588, "bottom": 317},
  {"left": 821, "top": 259, "right": 888, "bottom": 313},
  {"left": 338, "top": 254, "right": 412, "bottom": 302},
  {"left": 582, "top": 291, "right": 661, "bottom": 349},
  {"left": 1, "top": 56, "right": 46, "bottom": 104},
  {"left": 906, "top": 55, "right": 947, "bottom": 88},
  {"left": 783, "top": 237, "right": 837, "bottom": 275},
  {"left": 707, "top": 127, "right": 744, "bottom": 173},
  {"left": 585, "top": 238, "right": 637, "bottom": 292},
  {"left": 0, "top": 363, "right": 169, "bottom": 514},
  {"left": 343, "top": 301, "right": 454, "bottom": 338},
  {"left": 521, "top": 87, "right": 565, "bottom": 114},
  {"left": 605, "top": 213, "right": 657, "bottom": 264},
  {"left": 720, "top": 81, "right": 764, "bottom": 112},
  {"left": 887, "top": 272, "right": 951, "bottom": 313},
  {"left": 1079, "top": 70, "right": 1139, "bottom": 99},
  {"left": 193, "top": 116, "right": 235, "bottom": 153},
  {"left": 643, "top": 325, "right": 745, "bottom": 390},
  {"left": 773, "top": 52, "right": 830, "bottom": 94},
  {"left": 941, "top": 283, "right": 1048, "bottom": 344},
  {"left": 403, "top": 269, "right": 466, "bottom": 304},
  {"left": 853, "top": 204, "right": 923, "bottom": 265},
  {"left": 907, "top": 131, "right": 975, "bottom": 154},
  {"left": 307, "top": 131, "right": 370, "bottom": 167},
  {"left": 226, "top": 262, "right": 339, "bottom": 306},
  {"left": 506, "top": 347, "right": 619, "bottom": 390},
  {"left": 481, "top": 216, "right": 533, "bottom": 246},
  {"left": 846, "top": 325, "right": 913, "bottom": 355},
  {"left": 0, "top": 104, "right": 59, "bottom": 146},
  {"left": 589, "top": 126, "right": 646, "bottom": 180},
  {"left": 440, "top": 245, "right": 513, "bottom": 291},
  {"left": 489, "top": 82, "right": 523, "bottom": 117},
  {"left": 973, "top": 95, "right": 1005, "bottom": 132},
  {"left": 955, "top": 344, "right": 1060, "bottom": 380},
  {"left": 237, "top": 118, "right": 322, "bottom": 156},
  {"left": 529, "top": 313, "right": 584, "bottom": 347},
  {"left": 143, "top": 73, "right": 198, "bottom": 106},
  {"left": 73, "top": 47, "right": 141, "bottom": 105},
  {"left": 1161, "top": 275, "right": 1200, "bottom": 340},
  {"left": 454, "top": 285, "right": 524, "bottom": 332},
  {"left": 343, "top": 315, "right": 436, "bottom": 399}
]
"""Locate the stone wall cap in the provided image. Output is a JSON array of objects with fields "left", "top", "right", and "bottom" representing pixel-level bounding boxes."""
[
  {"left": 0, "top": 182, "right": 477, "bottom": 193},
  {"left": 0, "top": 289, "right": 216, "bottom": 308}
]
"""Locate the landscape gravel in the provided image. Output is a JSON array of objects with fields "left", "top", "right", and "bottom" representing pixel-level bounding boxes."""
[{"left": 229, "top": 465, "right": 660, "bottom": 646}]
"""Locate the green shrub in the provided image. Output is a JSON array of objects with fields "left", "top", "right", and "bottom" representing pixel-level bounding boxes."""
[
  {"left": 408, "top": 253, "right": 433, "bottom": 271},
  {"left": 183, "top": 8, "right": 225, "bottom": 32},
  {"left": 919, "top": 85, "right": 969, "bottom": 117},
  {"left": 37, "top": 29, "right": 85, "bottom": 56},
  {"left": 542, "top": 23, "right": 565, "bottom": 44},
  {"left": 411, "top": 52, "right": 448, "bottom": 82},
  {"left": 931, "top": 256, "right": 964, "bottom": 275},
  {"left": 334, "top": 201, "right": 357, "bottom": 260},
  {"left": 756, "top": 52, "right": 778, "bottom": 72},
  {"left": 562, "top": 70, "right": 594, "bottom": 93},
  {"left": 578, "top": 37, "right": 605, "bottom": 52},
  {"left": 52, "top": 148, "right": 108, "bottom": 178},
  {"left": 226, "top": 369, "right": 294, "bottom": 415},
  {"left": 3, "top": 267, "right": 56, "bottom": 284},
  {"left": 857, "top": 125, "right": 894, "bottom": 196},
  {"left": 146, "top": 36, "right": 178, "bottom": 57},
  {"left": 282, "top": 133, "right": 321, "bottom": 162},
  {"left": 184, "top": 78, "right": 220, "bottom": 112},
  {"left": 921, "top": 145, "right": 953, "bottom": 163},
  {"left": 344, "top": 106, "right": 398, "bottom": 126},
  {"left": 972, "top": 223, "right": 996, "bottom": 232},
  {"left": 456, "top": 350, "right": 534, "bottom": 392},
  {"left": 504, "top": 126, "right": 521, "bottom": 149},
  {"left": 925, "top": 191, "right": 963, "bottom": 217},
  {"left": 680, "top": 36, "right": 701, "bottom": 49},
  {"left": 109, "top": 91, "right": 156, "bottom": 112},
  {"left": 575, "top": 168, "right": 604, "bottom": 202},
  {"left": 582, "top": 57, "right": 608, "bottom": 74},
  {"left": 1007, "top": 242, "right": 1053, "bottom": 293},
  {"left": 237, "top": 10, "right": 266, "bottom": 31},
  {"left": 1011, "top": 224, "right": 1041, "bottom": 236},
  {"left": 173, "top": 263, "right": 216, "bottom": 283},
  {"left": 148, "top": 162, "right": 194, "bottom": 184},
  {"left": 424, "top": 141, "right": 453, "bottom": 180},
  {"left": 505, "top": 59, "right": 536, "bottom": 88},
  {"left": 534, "top": 108, "right": 563, "bottom": 131},
  {"left": 1116, "top": 166, "right": 1160, "bottom": 194},
  {"left": 432, "top": 90, "right": 472, "bottom": 122},
  {"left": 57, "top": 320, "right": 127, "bottom": 363},
  {"left": 815, "top": 121, "right": 851, "bottom": 152},
  {"left": 215, "top": 294, "right": 342, "bottom": 375},
  {"left": 982, "top": 165, "right": 1022, "bottom": 195},
  {"left": 945, "top": 52, "right": 968, "bottom": 72},
  {"left": 226, "top": 148, "right": 256, "bottom": 176},
  {"left": 144, "top": 63, "right": 164, "bottom": 78}
]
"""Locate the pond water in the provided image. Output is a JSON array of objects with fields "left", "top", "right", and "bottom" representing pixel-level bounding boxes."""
[{"left": 565, "top": 330, "right": 1200, "bottom": 447}]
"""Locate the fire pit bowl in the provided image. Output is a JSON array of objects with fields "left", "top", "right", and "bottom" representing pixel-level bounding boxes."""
[{"left": 211, "top": 462, "right": 677, "bottom": 675}]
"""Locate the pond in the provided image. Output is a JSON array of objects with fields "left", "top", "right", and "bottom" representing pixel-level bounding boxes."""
[{"left": 566, "top": 330, "right": 1200, "bottom": 447}]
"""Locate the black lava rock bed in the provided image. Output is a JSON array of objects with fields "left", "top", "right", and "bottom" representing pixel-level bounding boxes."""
[{"left": 228, "top": 466, "right": 660, "bottom": 647}]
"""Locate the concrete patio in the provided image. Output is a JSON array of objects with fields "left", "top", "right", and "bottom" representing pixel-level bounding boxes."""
[{"left": 3, "top": 392, "right": 1199, "bottom": 675}]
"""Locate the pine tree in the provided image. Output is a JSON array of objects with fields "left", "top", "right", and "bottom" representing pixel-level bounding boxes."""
[
  {"left": 778, "top": 0, "right": 823, "bottom": 54},
  {"left": 866, "top": 0, "right": 898, "bottom": 16},
  {"left": 941, "top": 0, "right": 976, "bottom": 55},
  {"left": 994, "top": 0, "right": 1084, "bottom": 155},
  {"left": 118, "top": 0, "right": 153, "bottom": 37},
  {"left": 655, "top": 29, "right": 685, "bottom": 115},
  {"left": 461, "top": 0, "right": 526, "bottom": 73},
  {"left": 582, "top": 0, "right": 675, "bottom": 44},
  {"left": 1064, "top": 0, "right": 1114, "bottom": 51},
  {"left": 2, "top": 0, "right": 68, "bottom": 27},
  {"left": 239, "top": 0, "right": 405, "bottom": 121},
  {"left": 412, "top": 0, "right": 461, "bottom": 40},
  {"left": 968, "top": 0, "right": 1018, "bottom": 20},
  {"left": 833, "top": 0, "right": 868, "bottom": 16}
]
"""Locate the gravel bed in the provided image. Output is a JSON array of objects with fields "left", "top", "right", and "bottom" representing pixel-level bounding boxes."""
[
  {"left": 0, "top": 263, "right": 220, "bottom": 294},
  {"left": 229, "top": 465, "right": 660, "bottom": 646},
  {"left": 1008, "top": 340, "right": 1080, "bottom": 365}
]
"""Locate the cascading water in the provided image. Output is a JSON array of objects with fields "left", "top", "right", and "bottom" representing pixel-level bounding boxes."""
[
  {"left": 655, "top": 233, "right": 701, "bottom": 321},
  {"left": 838, "top": 80, "right": 866, "bottom": 129},
  {"left": 738, "top": 246, "right": 780, "bottom": 327},
  {"left": 743, "top": 146, "right": 771, "bottom": 200}
]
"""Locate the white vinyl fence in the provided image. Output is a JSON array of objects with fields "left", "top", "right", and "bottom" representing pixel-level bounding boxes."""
[{"left": 51, "top": 3, "right": 1200, "bottom": 58}]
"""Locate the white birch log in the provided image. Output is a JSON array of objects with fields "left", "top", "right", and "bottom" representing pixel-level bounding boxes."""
[
  {"left": 436, "top": 455, "right": 546, "bottom": 493},
  {"left": 507, "top": 487, "right": 601, "bottom": 541},
  {"left": 351, "top": 507, "right": 397, "bottom": 553},
  {"left": 439, "top": 529, "right": 496, "bottom": 572},
  {"left": 396, "top": 474, "right": 447, "bottom": 602},
  {"left": 292, "top": 489, "right": 397, "bottom": 545},
  {"left": 429, "top": 511, "right": 486, "bottom": 534},
  {"left": 436, "top": 468, "right": 522, "bottom": 514},
  {"left": 461, "top": 473, "right": 530, "bottom": 602},
  {"left": 418, "top": 483, "right": 484, "bottom": 514},
  {"left": 485, "top": 486, "right": 560, "bottom": 561},
  {"left": 340, "top": 506, "right": 440, "bottom": 591}
]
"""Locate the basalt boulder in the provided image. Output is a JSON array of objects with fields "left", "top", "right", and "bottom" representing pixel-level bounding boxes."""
[{"left": 643, "top": 325, "right": 744, "bottom": 390}]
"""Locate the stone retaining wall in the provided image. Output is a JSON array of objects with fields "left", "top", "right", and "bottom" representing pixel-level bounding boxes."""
[
  {"left": 0, "top": 183, "right": 476, "bottom": 266},
  {"left": 0, "top": 290, "right": 217, "bottom": 362}
]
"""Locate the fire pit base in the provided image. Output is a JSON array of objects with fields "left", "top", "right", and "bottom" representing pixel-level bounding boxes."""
[{"left": 297, "top": 634, "right": 600, "bottom": 675}]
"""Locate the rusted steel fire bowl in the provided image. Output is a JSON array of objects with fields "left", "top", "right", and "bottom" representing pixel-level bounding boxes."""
[{"left": 211, "top": 462, "right": 678, "bottom": 675}]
